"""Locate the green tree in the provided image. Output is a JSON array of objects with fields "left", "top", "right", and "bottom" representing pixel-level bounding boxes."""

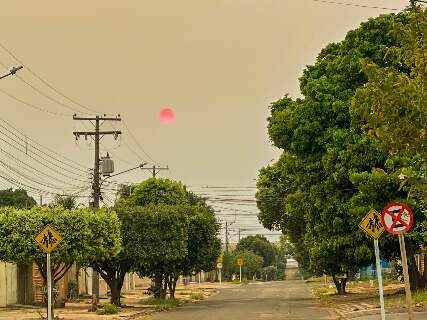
[
  {"left": 93, "top": 205, "right": 189, "bottom": 304},
  {"left": 353, "top": 7, "right": 426, "bottom": 160},
  {"left": 256, "top": 11, "right": 420, "bottom": 293},
  {"left": 0, "top": 188, "right": 37, "bottom": 208},
  {"left": 0, "top": 206, "right": 121, "bottom": 284},
  {"left": 98, "top": 178, "right": 221, "bottom": 303},
  {"left": 52, "top": 195, "right": 77, "bottom": 209},
  {"left": 353, "top": 7, "right": 427, "bottom": 200},
  {"left": 350, "top": 7, "right": 427, "bottom": 289},
  {"left": 235, "top": 235, "right": 275, "bottom": 267},
  {"left": 233, "top": 250, "right": 264, "bottom": 280},
  {"left": 126, "top": 178, "right": 193, "bottom": 206}
]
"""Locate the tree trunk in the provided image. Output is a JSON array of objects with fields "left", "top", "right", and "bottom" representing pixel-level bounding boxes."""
[
  {"left": 406, "top": 248, "right": 426, "bottom": 290},
  {"left": 423, "top": 254, "right": 427, "bottom": 288},
  {"left": 167, "top": 275, "right": 179, "bottom": 299},
  {"left": 109, "top": 279, "right": 122, "bottom": 306},
  {"left": 162, "top": 276, "right": 168, "bottom": 299},
  {"left": 153, "top": 273, "right": 165, "bottom": 299},
  {"left": 332, "top": 275, "right": 347, "bottom": 295},
  {"left": 95, "top": 267, "right": 126, "bottom": 306}
]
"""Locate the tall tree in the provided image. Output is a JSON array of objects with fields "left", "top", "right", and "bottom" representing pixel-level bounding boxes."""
[
  {"left": 0, "top": 188, "right": 37, "bottom": 208},
  {"left": 257, "top": 11, "right": 422, "bottom": 293},
  {"left": 93, "top": 205, "right": 189, "bottom": 304},
  {"left": 351, "top": 7, "right": 427, "bottom": 288},
  {"left": 353, "top": 7, "right": 427, "bottom": 200},
  {"left": 96, "top": 178, "right": 221, "bottom": 303},
  {"left": 235, "top": 235, "right": 276, "bottom": 267}
]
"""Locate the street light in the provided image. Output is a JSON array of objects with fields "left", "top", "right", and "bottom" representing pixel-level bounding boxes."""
[{"left": 0, "top": 65, "right": 23, "bottom": 80}]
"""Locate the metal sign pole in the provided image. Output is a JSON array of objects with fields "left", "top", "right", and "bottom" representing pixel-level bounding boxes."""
[
  {"left": 374, "top": 239, "right": 386, "bottom": 320},
  {"left": 47, "top": 253, "right": 52, "bottom": 320},
  {"left": 219, "top": 269, "right": 222, "bottom": 286},
  {"left": 398, "top": 234, "right": 414, "bottom": 320},
  {"left": 240, "top": 265, "right": 242, "bottom": 283}
]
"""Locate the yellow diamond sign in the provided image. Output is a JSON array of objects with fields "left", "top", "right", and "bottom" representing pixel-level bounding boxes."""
[
  {"left": 237, "top": 258, "right": 243, "bottom": 266},
  {"left": 34, "top": 224, "right": 63, "bottom": 253},
  {"left": 216, "top": 255, "right": 223, "bottom": 264},
  {"left": 359, "top": 209, "right": 385, "bottom": 240}
]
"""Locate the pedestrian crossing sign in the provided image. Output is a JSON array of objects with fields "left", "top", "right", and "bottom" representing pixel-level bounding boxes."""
[
  {"left": 34, "top": 224, "right": 63, "bottom": 253},
  {"left": 359, "top": 209, "right": 385, "bottom": 240}
]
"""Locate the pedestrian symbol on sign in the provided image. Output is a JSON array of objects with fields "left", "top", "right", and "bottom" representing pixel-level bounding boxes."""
[
  {"left": 359, "top": 209, "right": 385, "bottom": 240},
  {"left": 366, "top": 214, "right": 383, "bottom": 233},
  {"left": 34, "top": 225, "right": 63, "bottom": 254},
  {"left": 42, "top": 230, "right": 58, "bottom": 249}
]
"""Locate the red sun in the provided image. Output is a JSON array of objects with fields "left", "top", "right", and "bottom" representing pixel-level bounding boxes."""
[{"left": 159, "top": 108, "right": 176, "bottom": 125}]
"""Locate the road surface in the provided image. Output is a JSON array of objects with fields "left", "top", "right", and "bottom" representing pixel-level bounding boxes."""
[{"left": 149, "top": 280, "right": 336, "bottom": 320}]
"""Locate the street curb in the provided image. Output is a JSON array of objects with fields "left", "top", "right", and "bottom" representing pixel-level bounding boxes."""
[{"left": 336, "top": 309, "right": 427, "bottom": 319}]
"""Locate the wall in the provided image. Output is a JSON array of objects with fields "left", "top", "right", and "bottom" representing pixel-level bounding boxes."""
[{"left": 0, "top": 262, "right": 17, "bottom": 307}]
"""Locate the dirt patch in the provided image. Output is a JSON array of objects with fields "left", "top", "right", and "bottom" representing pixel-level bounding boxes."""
[
  {"left": 311, "top": 278, "right": 427, "bottom": 317},
  {"left": 0, "top": 283, "right": 220, "bottom": 320}
]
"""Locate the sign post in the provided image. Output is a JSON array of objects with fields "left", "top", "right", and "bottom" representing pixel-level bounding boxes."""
[
  {"left": 46, "top": 253, "right": 52, "bottom": 320},
  {"left": 374, "top": 239, "right": 386, "bottom": 320},
  {"left": 381, "top": 202, "right": 414, "bottom": 320},
  {"left": 34, "top": 225, "right": 63, "bottom": 320},
  {"left": 217, "top": 263, "right": 223, "bottom": 286},
  {"left": 359, "top": 208, "right": 385, "bottom": 320},
  {"left": 237, "top": 258, "right": 243, "bottom": 283},
  {"left": 216, "top": 255, "right": 223, "bottom": 286}
]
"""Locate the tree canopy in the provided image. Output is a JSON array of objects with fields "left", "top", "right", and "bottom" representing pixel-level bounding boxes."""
[
  {"left": 0, "top": 206, "right": 121, "bottom": 283},
  {"left": 256, "top": 9, "right": 427, "bottom": 293},
  {"left": 235, "top": 235, "right": 276, "bottom": 267},
  {"left": 96, "top": 177, "right": 221, "bottom": 304},
  {"left": 0, "top": 188, "right": 37, "bottom": 208}
]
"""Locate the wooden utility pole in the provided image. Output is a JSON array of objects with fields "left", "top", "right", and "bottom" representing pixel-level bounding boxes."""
[
  {"left": 225, "top": 221, "right": 229, "bottom": 253},
  {"left": 139, "top": 164, "right": 169, "bottom": 178},
  {"left": 73, "top": 114, "right": 121, "bottom": 311}
]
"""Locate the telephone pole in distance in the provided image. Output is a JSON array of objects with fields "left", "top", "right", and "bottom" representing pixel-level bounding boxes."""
[{"left": 140, "top": 164, "right": 169, "bottom": 178}]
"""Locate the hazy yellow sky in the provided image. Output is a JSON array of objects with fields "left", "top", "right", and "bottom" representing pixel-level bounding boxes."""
[{"left": 0, "top": 1, "right": 409, "bottom": 238}]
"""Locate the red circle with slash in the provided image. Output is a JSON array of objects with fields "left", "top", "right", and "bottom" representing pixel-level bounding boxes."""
[{"left": 381, "top": 202, "right": 414, "bottom": 235}]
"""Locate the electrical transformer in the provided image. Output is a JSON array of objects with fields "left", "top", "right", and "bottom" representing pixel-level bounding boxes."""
[{"left": 101, "top": 153, "right": 114, "bottom": 176}]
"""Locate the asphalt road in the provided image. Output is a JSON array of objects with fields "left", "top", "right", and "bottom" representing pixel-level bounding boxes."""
[{"left": 149, "top": 280, "right": 337, "bottom": 320}]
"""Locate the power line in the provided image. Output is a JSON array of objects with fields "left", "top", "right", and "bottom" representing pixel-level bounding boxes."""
[
  {"left": 0, "top": 144, "right": 86, "bottom": 188},
  {"left": 0, "top": 157, "right": 78, "bottom": 191},
  {"left": 0, "top": 127, "right": 89, "bottom": 181},
  {"left": 0, "top": 169, "right": 91, "bottom": 198},
  {"left": 0, "top": 42, "right": 99, "bottom": 115},
  {"left": 309, "top": 0, "right": 399, "bottom": 11},
  {"left": 0, "top": 87, "right": 71, "bottom": 117},
  {"left": 0, "top": 59, "right": 84, "bottom": 116},
  {"left": 0, "top": 118, "right": 88, "bottom": 170},
  {"left": 122, "top": 120, "right": 157, "bottom": 164}
]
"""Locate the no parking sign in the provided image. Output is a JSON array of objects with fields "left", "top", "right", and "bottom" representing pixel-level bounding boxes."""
[
  {"left": 381, "top": 202, "right": 415, "bottom": 319},
  {"left": 381, "top": 202, "right": 414, "bottom": 235}
]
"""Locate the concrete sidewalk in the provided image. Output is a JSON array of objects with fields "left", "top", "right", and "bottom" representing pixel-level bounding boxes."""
[{"left": 353, "top": 311, "right": 427, "bottom": 319}]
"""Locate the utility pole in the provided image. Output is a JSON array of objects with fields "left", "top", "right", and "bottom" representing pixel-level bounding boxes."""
[
  {"left": 238, "top": 228, "right": 241, "bottom": 243},
  {"left": 139, "top": 164, "right": 169, "bottom": 178},
  {"left": 225, "top": 221, "right": 229, "bottom": 253},
  {"left": 73, "top": 114, "right": 121, "bottom": 311}
]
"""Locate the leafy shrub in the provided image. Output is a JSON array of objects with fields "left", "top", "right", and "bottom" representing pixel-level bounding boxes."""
[
  {"left": 189, "top": 292, "right": 204, "bottom": 300},
  {"left": 96, "top": 304, "right": 121, "bottom": 315}
]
